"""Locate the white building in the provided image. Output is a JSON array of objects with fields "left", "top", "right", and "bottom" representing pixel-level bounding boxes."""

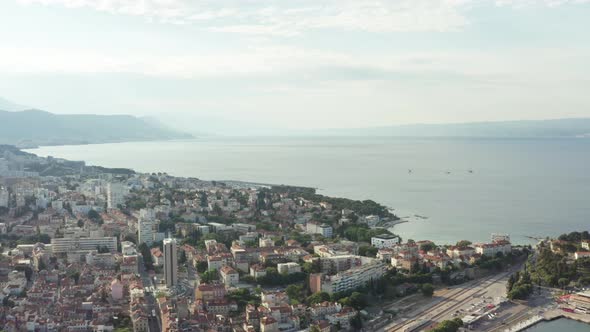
[
  {"left": 574, "top": 251, "right": 590, "bottom": 260},
  {"left": 306, "top": 222, "right": 333, "bottom": 238},
  {"left": 474, "top": 241, "right": 512, "bottom": 257},
  {"left": 232, "top": 223, "right": 256, "bottom": 233},
  {"left": 138, "top": 210, "right": 156, "bottom": 246},
  {"left": 446, "top": 246, "right": 476, "bottom": 258},
  {"left": 0, "top": 187, "right": 9, "bottom": 207},
  {"left": 50, "top": 237, "right": 117, "bottom": 254},
  {"left": 313, "top": 258, "right": 387, "bottom": 294},
  {"left": 371, "top": 234, "right": 400, "bottom": 248},
  {"left": 121, "top": 241, "right": 137, "bottom": 256},
  {"left": 163, "top": 238, "right": 178, "bottom": 288},
  {"left": 277, "top": 262, "right": 302, "bottom": 275},
  {"left": 259, "top": 237, "right": 274, "bottom": 248},
  {"left": 139, "top": 208, "right": 156, "bottom": 221},
  {"left": 107, "top": 182, "right": 127, "bottom": 209},
  {"left": 220, "top": 266, "right": 239, "bottom": 287}
]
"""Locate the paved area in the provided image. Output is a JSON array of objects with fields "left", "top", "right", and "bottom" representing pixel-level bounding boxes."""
[{"left": 378, "top": 264, "right": 528, "bottom": 332}]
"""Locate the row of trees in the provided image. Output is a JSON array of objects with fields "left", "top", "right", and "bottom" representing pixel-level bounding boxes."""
[
  {"left": 257, "top": 269, "right": 306, "bottom": 286},
  {"left": 339, "top": 224, "right": 396, "bottom": 243},
  {"left": 506, "top": 269, "right": 534, "bottom": 300}
]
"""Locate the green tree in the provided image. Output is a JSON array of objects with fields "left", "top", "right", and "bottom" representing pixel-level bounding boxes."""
[
  {"left": 196, "top": 261, "right": 208, "bottom": 273},
  {"left": 303, "top": 261, "right": 321, "bottom": 274},
  {"left": 286, "top": 284, "right": 305, "bottom": 303},
  {"left": 558, "top": 278, "right": 569, "bottom": 289},
  {"left": 307, "top": 291, "right": 331, "bottom": 305},
  {"left": 430, "top": 318, "right": 463, "bottom": 332},
  {"left": 347, "top": 292, "right": 367, "bottom": 309},
  {"left": 421, "top": 283, "right": 434, "bottom": 297},
  {"left": 179, "top": 250, "right": 187, "bottom": 264},
  {"left": 455, "top": 240, "right": 472, "bottom": 248},
  {"left": 200, "top": 269, "right": 219, "bottom": 283},
  {"left": 358, "top": 245, "right": 378, "bottom": 257}
]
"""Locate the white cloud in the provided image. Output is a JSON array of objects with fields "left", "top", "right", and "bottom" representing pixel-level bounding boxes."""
[
  {"left": 495, "top": 0, "right": 590, "bottom": 8},
  {"left": 17, "top": 0, "right": 589, "bottom": 36},
  {"left": 18, "top": 0, "right": 472, "bottom": 34},
  {"left": 1, "top": 44, "right": 587, "bottom": 86}
]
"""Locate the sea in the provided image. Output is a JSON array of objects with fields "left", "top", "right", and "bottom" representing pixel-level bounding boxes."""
[
  {"left": 27, "top": 137, "right": 590, "bottom": 245},
  {"left": 524, "top": 319, "right": 590, "bottom": 332}
]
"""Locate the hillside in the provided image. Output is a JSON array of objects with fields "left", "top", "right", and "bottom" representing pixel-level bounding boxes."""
[
  {"left": 0, "top": 109, "right": 193, "bottom": 148},
  {"left": 0, "top": 97, "right": 28, "bottom": 112}
]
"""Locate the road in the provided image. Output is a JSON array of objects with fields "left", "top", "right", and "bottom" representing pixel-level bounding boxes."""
[{"left": 139, "top": 256, "right": 161, "bottom": 332}]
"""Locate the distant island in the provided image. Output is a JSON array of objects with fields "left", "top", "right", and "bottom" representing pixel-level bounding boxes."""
[{"left": 0, "top": 109, "right": 192, "bottom": 148}]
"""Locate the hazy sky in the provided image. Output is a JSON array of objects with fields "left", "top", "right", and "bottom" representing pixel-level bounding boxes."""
[{"left": 1, "top": 0, "right": 589, "bottom": 133}]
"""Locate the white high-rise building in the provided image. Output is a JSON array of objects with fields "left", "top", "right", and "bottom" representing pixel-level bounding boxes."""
[
  {"left": 163, "top": 238, "right": 178, "bottom": 288},
  {"left": 107, "top": 183, "right": 127, "bottom": 209},
  {"left": 139, "top": 208, "right": 156, "bottom": 221},
  {"left": 138, "top": 218, "right": 155, "bottom": 246},
  {"left": 0, "top": 187, "right": 9, "bottom": 208},
  {"left": 138, "top": 209, "right": 156, "bottom": 246}
]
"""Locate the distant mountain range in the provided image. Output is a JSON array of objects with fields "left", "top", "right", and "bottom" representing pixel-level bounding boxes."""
[
  {"left": 0, "top": 109, "right": 192, "bottom": 148},
  {"left": 302, "top": 118, "right": 590, "bottom": 138},
  {"left": 0, "top": 97, "right": 29, "bottom": 112}
]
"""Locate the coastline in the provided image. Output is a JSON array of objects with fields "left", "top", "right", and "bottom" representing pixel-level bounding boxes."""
[
  {"left": 25, "top": 138, "right": 590, "bottom": 245},
  {"left": 511, "top": 310, "right": 590, "bottom": 331}
]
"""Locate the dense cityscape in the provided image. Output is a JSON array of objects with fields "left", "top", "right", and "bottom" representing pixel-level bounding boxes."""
[{"left": 0, "top": 146, "right": 589, "bottom": 332}]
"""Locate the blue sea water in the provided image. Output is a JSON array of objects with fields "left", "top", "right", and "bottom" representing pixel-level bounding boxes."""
[
  {"left": 524, "top": 319, "right": 589, "bottom": 332},
  {"left": 28, "top": 137, "right": 590, "bottom": 245}
]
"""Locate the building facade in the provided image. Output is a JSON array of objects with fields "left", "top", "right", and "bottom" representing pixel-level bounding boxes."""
[
  {"left": 138, "top": 213, "right": 155, "bottom": 246},
  {"left": 163, "top": 238, "right": 178, "bottom": 288},
  {"left": 106, "top": 182, "right": 127, "bottom": 209},
  {"left": 50, "top": 237, "right": 117, "bottom": 254},
  {"left": 371, "top": 234, "right": 400, "bottom": 248}
]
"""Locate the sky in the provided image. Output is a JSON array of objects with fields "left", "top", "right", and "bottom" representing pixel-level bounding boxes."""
[{"left": 0, "top": 0, "right": 589, "bottom": 134}]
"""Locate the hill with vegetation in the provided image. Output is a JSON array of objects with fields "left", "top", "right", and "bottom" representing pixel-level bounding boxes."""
[{"left": 0, "top": 109, "right": 192, "bottom": 148}]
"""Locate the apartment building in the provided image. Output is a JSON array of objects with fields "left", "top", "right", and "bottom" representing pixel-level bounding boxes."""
[
  {"left": 371, "top": 234, "right": 400, "bottom": 248},
  {"left": 50, "top": 237, "right": 117, "bottom": 254},
  {"left": 312, "top": 258, "right": 386, "bottom": 294}
]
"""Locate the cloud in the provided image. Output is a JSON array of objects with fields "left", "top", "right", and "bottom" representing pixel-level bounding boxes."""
[
  {"left": 495, "top": 0, "right": 590, "bottom": 8},
  {"left": 18, "top": 0, "right": 472, "bottom": 34},
  {"left": 17, "top": 0, "right": 589, "bottom": 36},
  {"left": 1, "top": 44, "right": 587, "bottom": 87}
]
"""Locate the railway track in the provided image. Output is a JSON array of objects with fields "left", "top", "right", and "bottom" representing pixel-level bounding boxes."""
[{"left": 384, "top": 271, "right": 511, "bottom": 331}]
